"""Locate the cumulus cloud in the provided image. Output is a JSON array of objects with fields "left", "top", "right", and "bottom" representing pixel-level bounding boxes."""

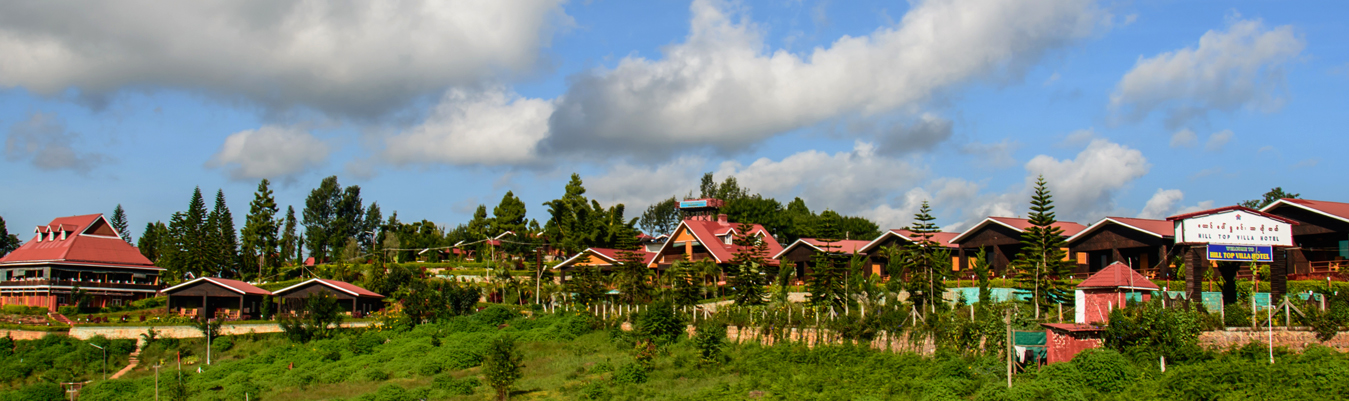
[
  {"left": 381, "top": 88, "right": 554, "bottom": 166},
  {"left": 1026, "top": 139, "right": 1150, "bottom": 222},
  {"left": 586, "top": 141, "right": 925, "bottom": 217},
  {"left": 3, "top": 112, "right": 111, "bottom": 173},
  {"left": 207, "top": 125, "right": 330, "bottom": 181},
  {"left": 0, "top": 0, "right": 568, "bottom": 117},
  {"left": 959, "top": 139, "right": 1021, "bottom": 168},
  {"left": 543, "top": 0, "right": 1102, "bottom": 159},
  {"left": 1111, "top": 16, "right": 1304, "bottom": 128},
  {"left": 873, "top": 114, "right": 954, "bottom": 156},
  {"left": 1204, "top": 129, "right": 1233, "bottom": 152},
  {"left": 1138, "top": 188, "right": 1184, "bottom": 219},
  {"left": 1170, "top": 128, "right": 1198, "bottom": 148},
  {"left": 862, "top": 178, "right": 986, "bottom": 230}
]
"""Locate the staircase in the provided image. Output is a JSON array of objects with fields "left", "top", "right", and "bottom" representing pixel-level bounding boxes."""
[
  {"left": 48, "top": 312, "right": 74, "bottom": 325},
  {"left": 109, "top": 340, "right": 142, "bottom": 380}
]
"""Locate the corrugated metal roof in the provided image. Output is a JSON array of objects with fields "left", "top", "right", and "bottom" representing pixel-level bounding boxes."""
[{"left": 1077, "top": 262, "right": 1159, "bottom": 290}]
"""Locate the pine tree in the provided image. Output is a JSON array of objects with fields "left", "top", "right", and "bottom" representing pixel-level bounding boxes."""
[
  {"left": 209, "top": 190, "right": 241, "bottom": 278},
  {"left": 1014, "top": 175, "right": 1070, "bottom": 319},
  {"left": 728, "top": 223, "right": 768, "bottom": 305},
  {"left": 137, "top": 221, "right": 166, "bottom": 262},
  {"left": 543, "top": 174, "right": 593, "bottom": 255},
  {"left": 303, "top": 176, "right": 342, "bottom": 262},
  {"left": 242, "top": 179, "right": 280, "bottom": 281},
  {"left": 360, "top": 203, "right": 382, "bottom": 253},
  {"left": 906, "top": 201, "right": 946, "bottom": 312},
  {"left": 280, "top": 206, "right": 299, "bottom": 266},
  {"left": 493, "top": 191, "right": 528, "bottom": 235},
  {"left": 0, "top": 216, "right": 22, "bottom": 257},
  {"left": 110, "top": 204, "right": 131, "bottom": 243},
  {"left": 164, "top": 187, "right": 211, "bottom": 282}
]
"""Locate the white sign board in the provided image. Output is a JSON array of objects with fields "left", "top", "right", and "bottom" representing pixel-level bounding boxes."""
[{"left": 1174, "top": 209, "right": 1293, "bottom": 247}]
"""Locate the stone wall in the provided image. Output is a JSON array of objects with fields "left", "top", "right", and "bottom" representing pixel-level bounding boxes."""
[
  {"left": 1199, "top": 327, "right": 1349, "bottom": 352},
  {"left": 724, "top": 325, "right": 941, "bottom": 355},
  {"left": 0, "top": 329, "right": 60, "bottom": 340},
  {"left": 2, "top": 321, "right": 374, "bottom": 341}
]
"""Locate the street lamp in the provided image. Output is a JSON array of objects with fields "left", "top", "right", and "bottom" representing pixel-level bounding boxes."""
[{"left": 88, "top": 343, "right": 106, "bottom": 380}]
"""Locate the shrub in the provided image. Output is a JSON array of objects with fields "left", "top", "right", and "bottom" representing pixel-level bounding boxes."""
[
  {"left": 476, "top": 305, "right": 520, "bottom": 327},
  {"left": 634, "top": 301, "right": 686, "bottom": 344},
  {"left": 57, "top": 305, "right": 79, "bottom": 317},
  {"left": 362, "top": 367, "right": 389, "bottom": 381},
  {"left": 1223, "top": 302, "right": 1253, "bottom": 328},
  {"left": 432, "top": 375, "right": 479, "bottom": 395},
  {"left": 211, "top": 336, "right": 234, "bottom": 353},
  {"left": 1071, "top": 348, "right": 1134, "bottom": 393},
  {"left": 482, "top": 335, "right": 523, "bottom": 400},
  {"left": 612, "top": 362, "right": 648, "bottom": 384},
  {"left": 693, "top": 321, "right": 726, "bottom": 364}
]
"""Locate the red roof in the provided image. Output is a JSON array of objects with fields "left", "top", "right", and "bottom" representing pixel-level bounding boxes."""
[
  {"left": 274, "top": 278, "right": 383, "bottom": 298},
  {"left": 162, "top": 277, "right": 272, "bottom": 296},
  {"left": 950, "top": 217, "right": 1086, "bottom": 243},
  {"left": 1067, "top": 217, "right": 1174, "bottom": 244},
  {"left": 555, "top": 247, "right": 658, "bottom": 269},
  {"left": 1041, "top": 323, "right": 1104, "bottom": 333},
  {"left": 656, "top": 218, "right": 784, "bottom": 264},
  {"left": 1262, "top": 198, "right": 1349, "bottom": 224},
  {"left": 1165, "top": 205, "right": 1298, "bottom": 224},
  {"left": 0, "top": 214, "right": 158, "bottom": 269},
  {"left": 1077, "top": 262, "right": 1159, "bottom": 290},
  {"left": 772, "top": 238, "right": 870, "bottom": 259},
  {"left": 855, "top": 229, "right": 960, "bottom": 254}
]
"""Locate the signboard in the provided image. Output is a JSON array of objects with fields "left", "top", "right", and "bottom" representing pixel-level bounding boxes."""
[
  {"left": 1206, "top": 244, "right": 1273, "bottom": 262},
  {"left": 1174, "top": 209, "right": 1293, "bottom": 246},
  {"left": 679, "top": 200, "right": 709, "bottom": 209}
]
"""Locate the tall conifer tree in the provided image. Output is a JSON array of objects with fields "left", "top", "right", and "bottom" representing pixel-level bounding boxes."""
[
  {"left": 0, "top": 216, "right": 21, "bottom": 257},
  {"left": 906, "top": 201, "right": 945, "bottom": 312},
  {"left": 242, "top": 179, "right": 280, "bottom": 281},
  {"left": 1014, "top": 175, "right": 1070, "bottom": 319},
  {"left": 110, "top": 204, "right": 131, "bottom": 243},
  {"left": 209, "top": 189, "right": 241, "bottom": 278},
  {"left": 280, "top": 206, "right": 299, "bottom": 266}
]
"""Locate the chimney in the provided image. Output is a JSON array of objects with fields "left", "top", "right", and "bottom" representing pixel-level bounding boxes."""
[{"left": 717, "top": 214, "right": 728, "bottom": 224}]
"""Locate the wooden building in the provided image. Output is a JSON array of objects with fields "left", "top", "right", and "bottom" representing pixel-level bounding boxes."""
[
  {"left": 773, "top": 238, "right": 869, "bottom": 282},
  {"left": 0, "top": 214, "right": 164, "bottom": 311},
  {"left": 1074, "top": 262, "right": 1158, "bottom": 324},
  {"left": 855, "top": 230, "right": 961, "bottom": 278},
  {"left": 1260, "top": 198, "right": 1349, "bottom": 278},
  {"left": 647, "top": 215, "right": 783, "bottom": 270},
  {"left": 1066, "top": 217, "right": 1175, "bottom": 278},
  {"left": 162, "top": 277, "right": 271, "bottom": 320},
  {"left": 273, "top": 278, "right": 384, "bottom": 317},
  {"left": 553, "top": 247, "right": 656, "bottom": 282},
  {"left": 949, "top": 217, "right": 1086, "bottom": 275}
]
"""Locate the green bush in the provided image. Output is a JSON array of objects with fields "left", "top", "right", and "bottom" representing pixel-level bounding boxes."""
[
  {"left": 1224, "top": 302, "right": 1253, "bottom": 328},
  {"left": 1, "top": 305, "right": 46, "bottom": 316},
  {"left": 612, "top": 362, "right": 648, "bottom": 384},
  {"left": 1071, "top": 348, "right": 1134, "bottom": 393},
  {"left": 362, "top": 367, "right": 389, "bottom": 381},
  {"left": 432, "top": 375, "right": 479, "bottom": 395},
  {"left": 57, "top": 305, "right": 79, "bottom": 317},
  {"left": 634, "top": 301, "right": 686, "bottom": 344}
]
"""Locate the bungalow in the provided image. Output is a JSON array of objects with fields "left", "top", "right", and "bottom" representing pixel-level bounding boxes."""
[
  {"left": 773, "top": 238, "right": 870, "bottom": 282},
  {"left": 0, "top": 214, "right": 164, "bottom": 311},
  {"left": 855, "top": 229, "right": 961, "bottom": 278},
  {"left": 1260, "top": 198, "right": 1349, "bottom": 278},
  {"left": 646, "top": 214, "right": 784, "bottom": 271},
  {"left": 553, "top": 247, "right": 657, "bottom": 282},
  {"left": 273, "top": 278, "right": 385, "bottom": 317},
  {"left": 950, "top": 217, "right": 1086, "bottom": 275},
  {"left": 1066, "top": 217, "right": 1175, "bottom": 278},
  {"left": 162, "top": 277, "right": 271, "bottom": 321}
]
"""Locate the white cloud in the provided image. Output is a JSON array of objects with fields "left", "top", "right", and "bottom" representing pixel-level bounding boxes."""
[
  {"left": 1205, "top": 129, "right": 1233, "bottom": 152},
  {"left": 1177, "top": 200, "right": 1215, "bottom": 215},
  {"left": 381, "top": 88, "right": 554, "bottom": 166},
  {"left": 585, "top": 157, "right": 706, "bottom": 213},
  {"left": 543, "top": 0, "right": 1103, "bottom": 159},
  {"left": 873, "top": 113, "right": 954, "bottom": 156},
  {"left": 1170, "top": 128, "right": 1198, "bottom": 148},
  {"left": 960, "top": 139, "right": 1021, "bottom": 168},
  {"left": 1138, "top": 188, "right": 1184, "bottom": 219},
  {"left": 1025, "top": 139, "right": 1150, "bottom": 222},
  {"left": 1111, "top": 17, "right": 1304, "bottom": 128},
  {"left": 207, "top": 125, "right": 329, "bottom": 180},
  {"left": 3, "top": 112, "right": 111, "bottom": 173},
  {"left": 0, "top": 0, "right": 569, "bottom": 117},
  {"left": 1060, "top": 128, "right": 1098, "bottom": 147}
]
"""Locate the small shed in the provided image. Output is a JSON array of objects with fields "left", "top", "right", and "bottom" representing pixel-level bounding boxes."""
[
  {"left": 162, "top": 277, "right": 271, "bottom": 320},
  {"left": 1074, "top": 262, "right": 1159, "bottom": 324},
  {"left": 1042, "top": 323, "right": 1105, "bottom": 364},
  {"left": 273, "top": 278, "right": 384, "bottom": 317}
]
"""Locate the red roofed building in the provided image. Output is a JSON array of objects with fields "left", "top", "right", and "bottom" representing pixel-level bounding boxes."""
[
  {"left": 0, "top": 214, "right": 164, "bottom": 311},
  {"left": 553, "top": 247, "right": 657, "bottom": 282},
  {"left": 1074, "top": 262, "right": 1158, "bottom": 324},
  {"left": 854, "top": 229, "right": 961, "bottom": 278},
  {"left": 647, "top": 214, "right": 783, "bottom": 270},
  {"left": 1067, "top": 217, "right": 1176, "bottom": 279},
  {"left": 273, "top": 278, "right": 385, "bottom": 317},
  {"left": 950, "top": 217, "right": 1086, "bottom": 275},
  {"left": 773, "top": 238, "right": 871, "bottom": 281},
  {"left": 162, "top": 277, "right": 271, "bottom": 320},
  {"left": 1261, "top": 198, "right": 1349, "bottom": 277}
]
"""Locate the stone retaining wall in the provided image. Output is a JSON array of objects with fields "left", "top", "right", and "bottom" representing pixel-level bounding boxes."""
[
  {"left": 1198, "top": 328, "right": 1349, "bottom": 352},
  {"left": 2, "top": 321, "right": 375, "bottom": 341},
  {"left": 725, "top": 325, "right": 941, "bottom": 355}
]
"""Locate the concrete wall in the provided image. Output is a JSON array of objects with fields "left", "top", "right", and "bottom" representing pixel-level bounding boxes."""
[
  {"left": 1199, "top": 327, "right": 1349, "bottom": 352},
  {"left": 1, "top": 321, "right": 374, "bottom": 341}
]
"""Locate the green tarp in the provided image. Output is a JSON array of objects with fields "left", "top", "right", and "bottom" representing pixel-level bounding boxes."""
[{"left": 1014, "top": 331, "right": 1045, "bottom": 346}]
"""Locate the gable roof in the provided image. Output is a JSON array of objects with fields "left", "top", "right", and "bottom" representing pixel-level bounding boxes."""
[
  {"left": 555, "top": 247, "right": 658, "bottom": 269},
  {"left": 772, "top": 238, "right": 870, "bottom": 259},
  {"left": 855, "top": 229, "right": 960, "bottom": 254},
  {"left": 653, "top": 218, "right": 784, "bottom": 264},
  {"left": 949, "top": 217, "right": 1087, "bottom": 244},
  {"left": 274, "top": 278, "right": 383, "bottom": 298},
  {"left": 162, "top": 277, "right": 272, "bottom": 296},
  {"left": 1261, "top": 198, "right": 1349, "bottom": 224},
  {"left": 1165, "top": 205, "right": 1299, "bottom": 224},
  {"left": 0, "top": 214, "right": 159, "bottom": 270},
  {"left": 1066, "top": 217, "right": 1175, "bottom": 244},
  {"left": 1077, "top": 262, "right": 1159, "bottom": 290}
]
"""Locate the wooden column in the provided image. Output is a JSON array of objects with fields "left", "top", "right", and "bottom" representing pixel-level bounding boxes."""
[
  {"left": 1184, "top": 246, "right": 1205, "bottom": 302},
  {"left": 1158, "top": 245, "right": 1170, "bottom": 279},
  {"left": 958, "top": 247, "right": 968, "bottom": 271},
  {"left": 1271, "top": 247, "right": 1290, "bottom": 304},
  {"left": 993, "top": 246, "right": 1006, "bottom": 275}
]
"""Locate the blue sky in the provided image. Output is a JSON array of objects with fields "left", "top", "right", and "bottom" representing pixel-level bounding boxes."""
[{"left": 2, "top": 0, "right": 1347, "bottom": 239}]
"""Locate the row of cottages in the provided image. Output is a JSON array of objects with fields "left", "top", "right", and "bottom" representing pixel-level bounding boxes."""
[
  {"left": 161, "top": 277, "right": 385, "bottom": 320},
  {"left": 0, "top": 214, "right": 165, "bottom": 311},
  {"left": 551, "top": 214, "right": 784, "bottom": 280}
]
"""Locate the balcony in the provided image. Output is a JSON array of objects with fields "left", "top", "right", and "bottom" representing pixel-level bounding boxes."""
[{"left": 0, "top": 278, "right": 161, "bottom": 292}]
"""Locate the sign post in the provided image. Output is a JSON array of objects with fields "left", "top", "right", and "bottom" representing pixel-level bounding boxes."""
[{"left": 1170, "top": 207, "right": 1296, "bottom": 304}]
